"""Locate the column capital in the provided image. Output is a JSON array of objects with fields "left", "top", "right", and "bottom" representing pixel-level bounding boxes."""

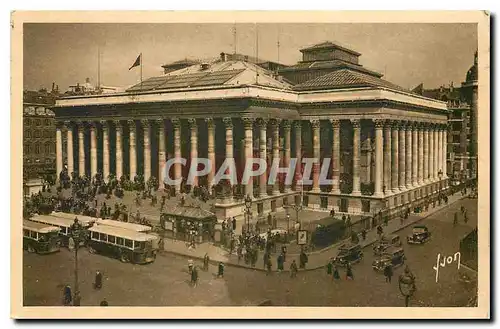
[
  {"left": 171, "top": 118, "right": 181, "bottom": 128},
  {"left": 113, "top": 120, "right": 123, "bottom": 128},
  {"left": 242, "top": 117, "right": 255, "bottom": 129},
  {"left": 155, "top": 118, "right": 164, "bottom": 126},
  {"left": 89, "top": 121, "right": 98, "bottom": 130},
  {"left": 350, "top": 119, "right": 360, "bottom": 128},
  {"left": 223, "top": 117, "right": 233, "bottom": 128},
  {"left": 100, "top": 120, "right": 110, "bottom": 129},
  {"left": 204, "top": 117, "right": 214, "bottom": 128},
  {"left": 140, "top": 119, "right": 151, "bottom": 128},
  {"left": 329, "top": 119, "right": 341, "bottom": 128},
  {"left": 63, "top": 120, "right": 73, "bottom": 129},
  {"left": 373, "top": 119, "right": 385, "bottom": 129},
  {"left": 270, "top": 118, "right": 282, "bottom": 127},
  {"left": 282, "top": 119, "right": 291, "bottom": 130},
  {"left": 187, "top": 118, "right": 198, "bottom": 128},
  {"left": 127, "top": 119, "right": 136, "bottom": 128},
  {"left": 75, "top": 120, "right": 86, "bottom": 128},
  {"left": 310, "top": 119, "right": 320, "bottom": 128},
  {"left": 257, "top": 118, "right": 268, "bottom": 128},
  {"left": 294, "top": 120, "right": 302, "bottom": 129},
  {"left": 55, "top": 121, "right": 64, "bottom": 129}
]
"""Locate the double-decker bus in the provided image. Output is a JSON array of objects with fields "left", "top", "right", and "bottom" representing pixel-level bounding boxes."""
[
  {"left": 23, "top": 220, "right": 61, "bottom": 254},
  {"left": 87, "top": 225, "right": 159, "bottom": 264}
]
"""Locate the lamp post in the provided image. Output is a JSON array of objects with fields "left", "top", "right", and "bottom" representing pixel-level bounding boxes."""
[
  {"left": 291, "top": 192, "right": 303, "bottom": 230},
  {"left": 398, "top": 267, "right": 416, "bottom": 307},
  {"left": 244, "top": 194, "right": 252, "bottom": 235},
  {"left": 286, "top": 211, "right": 291, "bottom": 243},
  {"left": 70, "top": 217, "right": 85, "bottom": 306}
]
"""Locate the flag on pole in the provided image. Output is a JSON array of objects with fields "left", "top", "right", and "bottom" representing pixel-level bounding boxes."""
[{"left": 129, "top": 54, "right": 142, "bottom": 70}]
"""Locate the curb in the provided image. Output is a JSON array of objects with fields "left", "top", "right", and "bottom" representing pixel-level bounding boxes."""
[{"left": 161, "top": 195, "right": 468, "bottom": 273}]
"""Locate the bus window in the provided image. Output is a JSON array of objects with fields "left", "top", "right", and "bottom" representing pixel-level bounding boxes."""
[
  {"left": 125, "top": 239, "right": 133, "bottom": 248},
  {"left": 116, "top": 237, "right": 124, "bottom": 246},
  {"left": 39, "top": 234, "right": 48, "bottom": 242},
  {"left": 92, "top": 231, "right": 99, "bottom": 240},
  {"left": 134, "top": 241, "right": 145, "bottom": 250},
  {"left": 30, "top": 231, "right": 38, "bottom": 239},
  {"left": 108, "top": 235, "right": 116, "bottom": 244},
  {"left": 99, "top": 233, "right": 108, "bottom": 242},
  {"left": 23, "top": 229, "right": 29, "bottom": 237}
]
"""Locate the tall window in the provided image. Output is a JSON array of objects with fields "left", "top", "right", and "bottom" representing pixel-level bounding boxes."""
[
  {"left": 35, "top": 119, "right": 41, "bottom": 126},
  {"left": 34, "top": 143, "right": 40, "bottom": 154},
  {"left": 44, "top": 142, "right": 51, "bottom": 154}
]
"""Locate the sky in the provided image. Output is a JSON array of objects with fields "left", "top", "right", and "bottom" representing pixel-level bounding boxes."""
[{"left": 23, "top": 23, "right": 477, "bottom": 92}]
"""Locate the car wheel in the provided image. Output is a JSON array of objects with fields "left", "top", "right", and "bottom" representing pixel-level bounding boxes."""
[
  {"left": 88, "top": 246, "right": 96, "bottom": 254},
  {"left": 120, "top": 253, "right": 130, "bottom": 263},
  {"left": 27, "top": 245, "right": 35, "bottom": 253}
]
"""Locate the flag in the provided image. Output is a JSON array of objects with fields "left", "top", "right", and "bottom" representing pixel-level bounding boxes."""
[{"left": 129, "top": 54, "right": 141, "bottom": 70}]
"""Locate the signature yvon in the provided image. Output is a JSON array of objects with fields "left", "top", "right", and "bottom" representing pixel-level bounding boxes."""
[{"left": 433, "top": 252, "right": 461, "bottom": 283}]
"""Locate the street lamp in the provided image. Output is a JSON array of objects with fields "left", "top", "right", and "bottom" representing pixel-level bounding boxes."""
[
  {"left": 398, "top": 267, "right": 416, "bottom": 307},
  {"left": 291, "top": 193, "right": 303, "bottom": 230},
  {"left": 70, "top": 217, "right": 85, "bottom": 306},
  {"left": 244, "top": 194, "right": 252, "bottom": 235},
  {"left": 286, "top": 211, "right": 291, "bottom": 242}
]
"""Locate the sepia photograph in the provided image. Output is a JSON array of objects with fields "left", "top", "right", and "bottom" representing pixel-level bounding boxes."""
[{"left": 11, "top": 11, "right": 490, "bottom": 319}]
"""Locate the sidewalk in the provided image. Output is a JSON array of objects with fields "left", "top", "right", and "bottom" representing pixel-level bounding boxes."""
[{"left": 160, "top": 192, "right": 467, "bottom": 272}]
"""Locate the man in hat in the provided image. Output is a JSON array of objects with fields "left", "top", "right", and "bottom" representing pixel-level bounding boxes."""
[
  {"left": 100, "top": 298, "right": 109, "bottom": 306},
  {"left": 290, "top": 260, "right": 298, "bottom": 278},
  {"left": 217, "top": 262, "right": 225, "bottom": 278},
  {"left": 63, "top": 285, "right": 72, "bottom": 306},
  {"left": 94, "top": 270, "right": 103, "bottom": 290}
]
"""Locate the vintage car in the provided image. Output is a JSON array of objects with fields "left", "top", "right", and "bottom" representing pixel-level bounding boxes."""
[
  {"left": 332, "top": 243, "right": 363, "bottom": 267},
  {"left": 372, "top": 246, "right": 406, "bottom": 272},
  {"left": 373, "top": 234, "right": 402, "bottom": 255},
  {"left": 407, "top": 225, "right": 431, "bottom": 244}
]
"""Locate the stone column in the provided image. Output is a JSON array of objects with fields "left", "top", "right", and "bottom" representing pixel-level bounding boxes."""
[
  {"left": 398, "top": 122, "right": 406, "bottom": 191},
  {"left": 205, "top": 118, "right": 215, "bottom": 190},
  {"left": 128, "top": 120, "right": 137, "bottom": 181},
  {"left": 442, "top": 125, "right": 448, "bottom": 178},
  {"left": 188, "top": 119, "right": 198, "bottom": 188},
  {"left": 366, "top": 141, "right": 372, "bottom": 184},
  {"left": 405, "top": 123, "right": 412, "bottom": 189},
  {"left": 351, "top": 119, "right": 361, "bottom": 196},
  {"left": 77, "top": 122, "right": 85, "bottom": 177},
  {"left": 283, "top": 120, "right": 291, "bottom": 193},
  {"left": 373, "top": 119, "right": 384, "bottom": 197},
  {"left": 172, "top": 118, "right": 182, "bottom": 194},
  {"left": 434, "top": 126, "right": 440, "bottom": 181},
  {"left": 383, "top": 120, "right": 392, "bottom": 195},
  {"left": 423, "top": 124, "right": 429, "bottom": 183},
  {"left": 428, "top": 124, "right": 434, "bottom": 182},
  {"left": 101, "top": 120, "right": 110, "bottom": 182},
  {"left": 331, "top": 119, "right": 341, "bottom": 194},
  {"left": 56, "top": 122, "right": 63, "bottom": 179},
  {"left": 418, "top": 123, "right": 424, "bottom": 185},
  {"left": 391, "top": 121, "right": 399, "bottom": 192},
  {"left": 65, "top": 121, "right": 74, "bottom": 177},
  {"left": 242, "top": 117, "right": 254, "bottom": 197},
  {"left": 157, "top": 119, "right": 166, "bottom": 189},
  {"left": 142, "top": 120, "right": 151, "bottom": 183},
  {"left": 271, "top": 119, "right": 281, "bottom": 195},
  {"left": 258, "top": 119, "right": 268, "bottom": 197},
  {"left": 115, "top": 121, "right": 123, "bottom": 180},
  {"left": 412, "top": 123, "right": 418, "bottom": 187},
  {"left": 311, "top": 119, "right": 321, "bottom": 193},
  {"left": 90, "top": 122, "right": 97, "bottom": 179},
  {"left": 294, "top": 121, "right": 302, "bottom": 192}
]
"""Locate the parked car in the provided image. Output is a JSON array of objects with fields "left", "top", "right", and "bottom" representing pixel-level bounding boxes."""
[
  {"left": 333, "top": 243, "right": 363, "bottom": 266},
  {"left": 373, "top": 234, "right": 402, "bottom": 255},
  {"left": 372, "top": 246, "right": 405, "bottom": 272}
]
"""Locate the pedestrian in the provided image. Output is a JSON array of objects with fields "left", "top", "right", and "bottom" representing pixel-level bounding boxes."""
[
  {"left": 299, "top": 250, "right": 308, "bottom": 269},
  {"left": 333, "top": 265, "right": 340, "bottom": 280},
  {"left": 237, "top": 246, "right": 242, "bottom": 264},
  {"left": 290, "top": 260, "right": 298, "bottom": 278},
  {"left": 400, "top": 214, "right": 404, "bottom": 225},
  {"left": 94, "top": 270, "right": 102, "bottom": 289},
  {"left": 361, "top": 229, "right": 367, "bottom": 241},
  {"left": 73, "top": 290, "right": 81, "bottom": 306},
  {"left": 266, "top": 258, "right": 273, "bottom": 275},
  {"left": 191, "top": 266, "right": 199, "bottom": 287},
  {"left": 281, "top": 245, "right": 287, "bottom": 262},
  {"left": 267, "top": 213, "right": 273, "bottom": 226},
  {"left": 100, "top": 298, "right": 109, "bottom": 306},
  {"left": 327, "top": 260, "right": 333, "bottom": 275},
  {"left": 217, "top": 262, "right": 225, "bottom": 278},
  {"left": 63, "top": 285, "right": 72, "bottom": 306},
  {"left": 263, "top": 252, "right": 270, "bottom": 269},
  {"left": 232, "top": 217, "right": 237, "bottom": 232},
  {"left": 188, "top": 259, "right": 194, "bottom": 274},
  {"left": 203, "top": 253, "right": 210, "bottom": 271},
  {"left": 454, "top": 212, "right": 459, "bottom": 226},
  {"left": 384, "top": 264, "right": 393, "bottom": 283},
  {"left": 377, "top": 225, "right": 383, "bottom": 239},
  {"left": 464, "top": 210, "right": 468, "bottom": 223},
  {"left": 384, "top": 216, "right": 388, "bottom": 226},
  {"left": 277, "top": 253, "right": 284, "bottom": 272},
  {"left": 346, "top": 263, "right": 354, "bottom": 280}
]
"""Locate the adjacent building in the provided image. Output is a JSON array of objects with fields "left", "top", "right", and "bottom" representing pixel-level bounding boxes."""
[{"left": 53, "top": 41, "right": 448, "bottom": 222}]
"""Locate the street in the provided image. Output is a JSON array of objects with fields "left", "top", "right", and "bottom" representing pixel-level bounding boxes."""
[{"left": 23, "top": 198, "right": 477, "bottom": 307}]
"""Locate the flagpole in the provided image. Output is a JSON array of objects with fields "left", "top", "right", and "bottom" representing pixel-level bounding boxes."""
[{"left": 140, "top": 53, "right": 143, "bottom": 91}]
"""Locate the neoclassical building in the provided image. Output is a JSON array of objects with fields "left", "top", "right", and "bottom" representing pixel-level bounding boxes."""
[{"left": 53, "top": 42, "right": 448, "bottom": 220}]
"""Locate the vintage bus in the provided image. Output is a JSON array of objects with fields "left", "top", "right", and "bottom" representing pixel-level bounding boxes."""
[
  {"left": 96, "top": 219, "right": 152, "bottom": 233},
  {"left": 30, "top": 214, "right": 94, "bottom": 247},
  {"left": 51, "top": 212, "right": 97, "bottom": 227},
  {"left": 23, "top": 220, "right": 61, "bottom": 254},
  {"left": 87, "top": 225, "right": 159, "bottom": 264}
]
